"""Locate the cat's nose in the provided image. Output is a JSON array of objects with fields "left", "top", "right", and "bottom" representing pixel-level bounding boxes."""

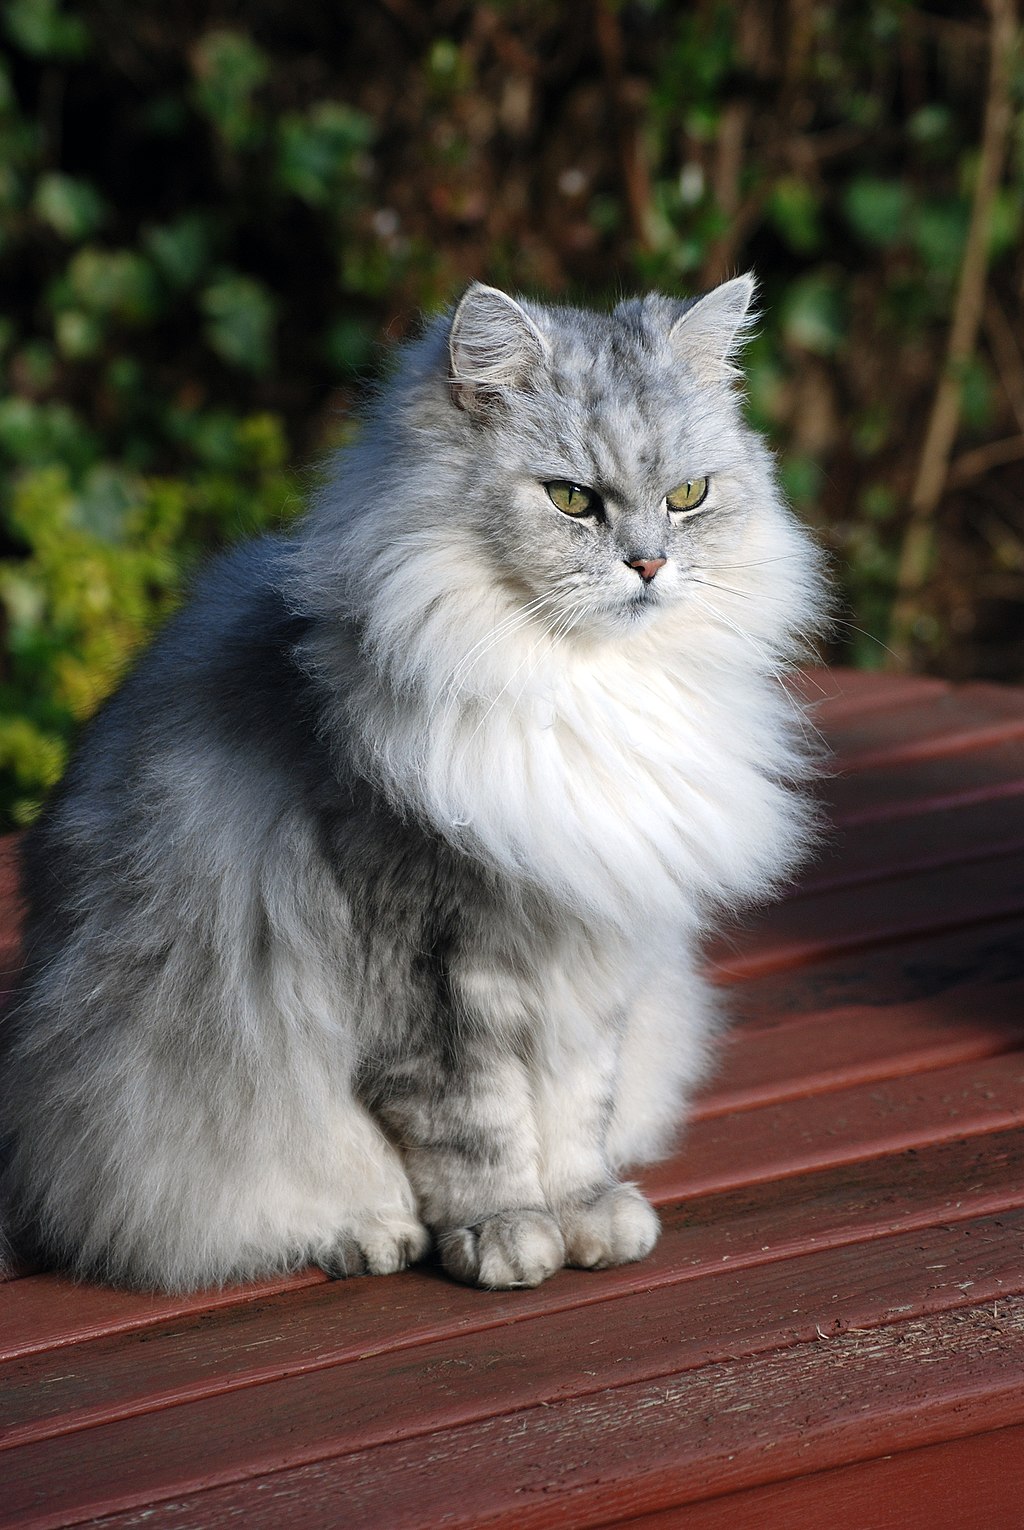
[{"left": 626, "top": 557, "right": 667, "bottom": 583}]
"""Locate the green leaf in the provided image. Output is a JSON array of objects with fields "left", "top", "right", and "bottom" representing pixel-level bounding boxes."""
[
  {"left": 54, "top": 308, "right": 103, "bottom": 359},
  {"left": 65, "top": 246, "right": 162, "bottom": 323},
  {"left": 768, "top": 176, "right": 822, "bottom": 255},
  {"left": 191, "top": 29, "right": 269, "bottom": 151},
  {"left": 33, "top": 172, "right": 105, "bottom": 240},
  {"left": 143, "top": 214, "right": 213, "bottom": 289},
  {"left": 779, "top": 453, "right": 824, "bottom": 510},
  {"left": 276, "top": 102, "right": 374, "bottom": 207},
  {"left": 200, "top": 273, "right": 277, "bottom": 373},
  {"left": 910, "top": 197, "right": 968, "bottom": 279},
  {"left": 324, "top": 315, "right": 376, "bottom": 374},
  {"left": 4, "top": 0, "right": 89, "bottom": 59},
  {"left": 781, "top": 273, "right": 846, "bottom": 357},
  {"left": 843, "top": 176, "right": 910, "bottom": 248}
]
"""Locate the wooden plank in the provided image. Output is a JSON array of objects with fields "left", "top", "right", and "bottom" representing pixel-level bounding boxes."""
[
  {"left": 721, "top": 915, "right": 1024, "bottom": 1028},
  {"left": 5, "top": 1185, "right": 1023, "bottom": 1458},
  {"left": 608, "top": 1421, "right": 1024, "bottom": 1530},
  {"left": 6, "top": 1121, "right": 1024, "bottom": 1369},
  {"left": 798, "top": 790, "right": 1024, "bottom": 894},
  {"left": 789, "top": 669, "right": 950, "bottom": 717},
  {"left": 710, "top": 849, "right": 1024, "bottom": 979},
  {"left": 2, "top": 1217, "right": 1023, "bottom": 1529},
  {"left": 0, "top": 1270, "right": 328, "bottom": 1362},
  {"left": 827, "top": 734, "right": 1024, "bottom": 827},
  {"left": 694, "top": 989, "right": 1024, "bottom": 1117},
  {"left": 48, "top": 1297, "right": 1024, "bottom": 1530},
  {"left": 643, "top": 1048, "right": 1024, "bottom": 1202},
  {"left": 823, "top": 683, "right": 1024, "bottom": 772}
]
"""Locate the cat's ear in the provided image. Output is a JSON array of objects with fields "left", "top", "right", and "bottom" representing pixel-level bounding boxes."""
[
  {"left": 448, "top": 283, "right": 549, "bottom": 414},
  {"left": 667, "top": 273, "right": 757, "bottom": 382}
]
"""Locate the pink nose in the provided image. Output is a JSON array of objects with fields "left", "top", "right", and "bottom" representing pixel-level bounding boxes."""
[{"left": 628, "top": 558, "right": 667, "bottom": 583}]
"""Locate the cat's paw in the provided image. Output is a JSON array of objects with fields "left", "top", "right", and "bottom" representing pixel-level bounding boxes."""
[
  {"left": 559, "top": 1183, "right": 660, "bottom": 1270},
  {"left": 438, "top": 1208, "right": 565, "bottom": 1289},
  {"left": 317, "top": 1214, "right": 430, "bottom": 1279}
]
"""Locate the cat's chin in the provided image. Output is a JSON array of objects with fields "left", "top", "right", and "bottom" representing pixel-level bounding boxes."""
[{"left": 605, "top": 592, "right": 666, "bottom": 634}]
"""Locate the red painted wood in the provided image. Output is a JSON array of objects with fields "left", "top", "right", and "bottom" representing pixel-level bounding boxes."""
[
  {"left": 644, "top": 1048, "right": 1024, "bottom": 1202},
  {"left": 0, "top": 1268, "right": 329, "bottom": 1361},
  {"left": 608, "top": 1421, "right": 1024, "bottom": 1530},
  {"left": 709, "top": 848, "right": 1024, "bottom": 979},
  {"left": 821, "top": 683, "right": 1024, "bottom": 772},
  {"left": 722, "top": 914, "right": 1024, "bottom": 1028},
  {"left": 2, "top": 1219, "right": 1022, "bottom": 1528},
  {"left": 693, "top": 990, "right": 1024, "bottom": 1117},
  {"left": 789, "top": 668, "right": 950, "bottom": 717},
  {"left": 5, "top": 1190, "right": 1022, "bottom": 1459},
  {"left": 6, "top": 1121, "right": 1024, "bottom": 1386},
  {"left": 45, "top": 1298, "right": 1024, "bottom": 1530},
  {"left": 827, "top": 733, "right": 1024, "bottom": 826},
  {"left": 798, "top": 790, "right": 1024, "bottom": 893},
  {"left": 6, "top": 1123, "right": 1024, "bottom": 1369}
]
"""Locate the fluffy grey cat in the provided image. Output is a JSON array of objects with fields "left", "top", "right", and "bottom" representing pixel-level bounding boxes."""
[{"left": 0, "top": 276, "right": 825, "bottom": 1292}]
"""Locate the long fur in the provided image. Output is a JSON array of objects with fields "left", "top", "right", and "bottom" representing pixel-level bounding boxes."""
[{"left": 0, "top": 277, "right": 827, "bottom": 1291}]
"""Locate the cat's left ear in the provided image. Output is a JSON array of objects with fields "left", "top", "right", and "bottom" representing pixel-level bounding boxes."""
[
  {"left": 668, "top": 273, "right": 757, "bottom": 383},
  {"left": 448, "top": 283, "right": 549, "bottom": 415}
]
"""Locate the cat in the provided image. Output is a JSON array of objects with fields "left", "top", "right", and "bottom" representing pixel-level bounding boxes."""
[{"left": 0, "top": 275, "right": 826, "bottom": 1292}]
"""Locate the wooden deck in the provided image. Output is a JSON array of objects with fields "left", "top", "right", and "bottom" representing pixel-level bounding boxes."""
[{"left": 2, "top": 668, "right": 1024, "bottom": 1529}]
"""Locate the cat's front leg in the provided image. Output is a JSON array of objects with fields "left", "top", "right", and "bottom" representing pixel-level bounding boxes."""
[
  {"left": 532, "top": 1013, "right": 660, "bottom": 1271},
  {"left": 371, "top": 1040, "right": 565, "bottom": 1290}
]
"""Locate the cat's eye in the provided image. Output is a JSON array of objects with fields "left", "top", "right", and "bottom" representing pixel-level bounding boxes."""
[
  {"left": 666, "top": 477, "right": 710, "bottom": 514},
  {"left": 545, "top": 481, "right": 598, "bottom": 517}
]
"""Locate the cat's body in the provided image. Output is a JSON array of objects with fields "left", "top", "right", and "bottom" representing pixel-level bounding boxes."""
[{"left": 0, "top": 277, "right": 826, "bottom": 1290}]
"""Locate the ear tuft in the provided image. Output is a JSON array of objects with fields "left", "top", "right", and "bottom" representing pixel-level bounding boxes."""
[
  {"left": 668, "top": 273, "right": 758, "bottom": 382},
  {"left": 448, "top": 283, "right": 548, "bottom": 415}
]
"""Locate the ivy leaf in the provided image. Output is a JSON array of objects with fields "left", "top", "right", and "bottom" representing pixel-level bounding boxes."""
[
  {"left": 200, "top": 273, "right": 277, "bottom": 373},
  {"left": 65, "top": 246, "right": 162, "bottom": 323},
  {"left": 276, "top": 102, "right": 373, "bottom": 207},
  {"left": 4, "top": 0, "right": 89, "bottom": 59},
  {"left": 842, "top": 176, "right": 910, "bottom": 248},
  {"left": 191, "top": 29, "right": 269, "bottom": 151},
  {"left": 33, "top": 172, "right": 106, "bottom": 240},
  {"left": 143, "top": 214, "right": 214, "bottom": 289},
  {"left": 781, "top": 273, "right": 846, "bottom": 357}
]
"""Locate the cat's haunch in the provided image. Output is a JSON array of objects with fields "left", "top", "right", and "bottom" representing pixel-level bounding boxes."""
[{"left": 0, "top": 277, "right": 827, "bottom": 1291}]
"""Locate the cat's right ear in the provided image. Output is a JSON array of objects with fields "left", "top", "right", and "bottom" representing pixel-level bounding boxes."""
[{"left": 448, "top": 283, "right": 549, "bottom": 415}]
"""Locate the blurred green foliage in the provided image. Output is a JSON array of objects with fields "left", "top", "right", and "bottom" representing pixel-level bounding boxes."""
[{"left": 2, "top": 0, "right": 1024, "bottom": 827}]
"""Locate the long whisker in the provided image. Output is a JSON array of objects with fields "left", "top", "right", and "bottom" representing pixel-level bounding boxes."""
[
  {"left": 465, "top": 593, "right": 589, "bottom": 748},
  {"left": 687, "top": 591, "right": 831, "bottom": 754},
  {"left": 431, "top": 590, "right": 564, "bottom": 725}
]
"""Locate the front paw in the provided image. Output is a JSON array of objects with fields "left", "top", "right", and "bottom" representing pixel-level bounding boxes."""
[
  {"left": 317, "top": 1214, "right": 431, "bottom": 1279},
  {"left": 559, "top": 1183, "right": 660, "bottom": 1270},
  {"left": 438, "top": 1208, "right": 565, "bottom": 1289}
]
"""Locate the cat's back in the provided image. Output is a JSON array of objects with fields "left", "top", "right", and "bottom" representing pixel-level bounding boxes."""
[{"left": 18, "top": 534, "right": 332, "bottom": 962}]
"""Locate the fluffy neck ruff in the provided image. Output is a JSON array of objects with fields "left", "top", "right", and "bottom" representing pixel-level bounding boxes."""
[{"left": 303, "top": 525, "right": 821, "bottom": 937}]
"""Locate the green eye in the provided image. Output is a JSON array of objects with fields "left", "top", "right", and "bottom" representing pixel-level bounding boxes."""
[
  {"left": 666, "top": 477, "right": 710, "bottom": 513},
  {"left": 545, "top": 480, "right": 596, "bottom": 516}
]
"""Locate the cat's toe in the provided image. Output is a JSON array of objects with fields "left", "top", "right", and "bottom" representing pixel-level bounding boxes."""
[
  {"left": 318, "top": 1216, "right": 430, "bottom": 1279},
  {"left": 439, "top": 1208, "right": 565, "bottom": 1289},
  {"left": 560, "top": 1183, "right": 659, "bottom": 1270}
]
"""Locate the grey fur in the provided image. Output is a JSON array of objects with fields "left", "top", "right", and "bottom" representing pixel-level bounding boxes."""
[{"left": 0, "top": 278, "right": 826, "bottom": 1290}]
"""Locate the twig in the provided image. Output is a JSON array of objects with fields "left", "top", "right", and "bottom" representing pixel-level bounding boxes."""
[
  {"left": 948, "top": 433, "right": 1024, "bottom": 486},
  {"left": 887, "top": 0, "right": 1018, "bottom": 669},
  {"left": 983, "top": 291, "right": 1024, "bottom": 433}
]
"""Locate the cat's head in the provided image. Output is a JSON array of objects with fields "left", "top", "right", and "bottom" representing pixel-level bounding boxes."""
[{"left": 428, "top": 274, "right": 771, "bottom": 639}]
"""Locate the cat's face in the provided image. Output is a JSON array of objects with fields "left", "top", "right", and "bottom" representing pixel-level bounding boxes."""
[{"left": 446, "top": 279, "right": 766, "bottom": 640}]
